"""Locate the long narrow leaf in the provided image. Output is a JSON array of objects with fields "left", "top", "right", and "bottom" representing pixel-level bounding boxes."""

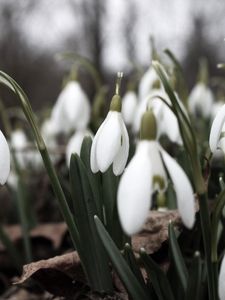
[
  {"left": 123, "top": 243, "right": 146, "bottom": 288},
  {"left": 94, "top": 216, "right": 149, "bottom": 300},
  {"left": 140, "top": 248, "right": 175, "bottom": 300},
  {"left": 70, "top": 154, "right": 113, "bottom": 292},
  {"left": 80, "top": 137, "right": 103, "bottom": 219},
  {"left": 185, "top": 252, "right": 202, "bottom": 300},
  {"left": 168, "top": 222, "right": 188, "bottom": 292}
]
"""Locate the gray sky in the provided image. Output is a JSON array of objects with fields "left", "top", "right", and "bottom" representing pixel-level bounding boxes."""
[{"left": 2, "top": 0, "right": 225, "bottom": 72}]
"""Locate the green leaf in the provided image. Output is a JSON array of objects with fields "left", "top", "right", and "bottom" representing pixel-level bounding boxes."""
[
  {"left": 140, "top": 248, "right": 175, "bottom": 300},
  {"left": 70, "top": 154, "right": 113, "bottom": 292},
  {"left": 80, "top": 137, "right": 103, "bottom": 219},
  {"left": 102, "top": 167, "right": 126, "bottom": 248},
  {"left": 168, "top": 222, "right": 188, "bottom": 292},
  {"left": 164, "top": 49, "right": 188, "bottom": 103},
  {"left": 211, "top": 188, "right": 225, "bottom": 262},
  {"left": 94, "top": 216, "right": 150, "bottom": 300},
  {"left": 123, "top": 243, "right": 146, "bottom": 288},
  {"left": 185, "top": 252, "right": 202, "bottom": 300},
  {"left": 152, "top": 61, "right": 196, "bottom": 158}
]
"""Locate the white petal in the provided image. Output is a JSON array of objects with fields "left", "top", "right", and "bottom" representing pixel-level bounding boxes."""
[
  {"left": 117, "top": 141, "right": 152, "bottom": 235},
  {"left": 122, "top": 91, "right": 137, "bottom": 125},
  {"left": 66, "top": 130, "right": 93, "bottom": 166},
  {"left": 133, "top": 88, "right": 161, "bottom": 133},
  {"left": 0, "top": 131, "right": 10, "bottom": 184},
  {"left": 161, "top": 106, "right": 182, "bottom": 145},
  {"left": 188, "top": 83, "right": 214, "bottom": 117},
  {"left": 96, "top": 112, "right": 122, "bottom": 173},
  {"left": 139, "top": 67, "right": 158, "bottom": 100},
  {"left": 113, "top": 117, "right": 129, "bottom": 175},
  {"left": 51, "top": 81, "right": 90, "bottom": 133},
  {"left": 209, "top": 104, "right": 225, "bottom": 152},
  {"left": 219, "top": 254, "right": 225, "bottom": 300},
  {"left": 160, "top": 148, "right": 195, "bottom": 229},
  {"left": 210, "top": 101, "right": 225, "bottom": 122},
  {"left": 148, "top": 141, "right": 167, "bottom": 191},
  {"left": 90, "top": 112, "right": 111, "bottom": 173}
]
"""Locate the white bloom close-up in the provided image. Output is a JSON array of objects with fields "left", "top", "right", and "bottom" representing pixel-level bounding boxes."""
[
  {"left": 121, "top": 91, "right": 137, "bottom": 126},
  {"left": 50, "top": 81, "right": 91, "bottom": 134},
  {"left": 10, "top": 129, "right": 42, "bottom": 170},
  {"left": 66, "top": 130, "right": 93, "bottom": 166},
  {"left": 117, "top": 140, "right": 195, "bottom": 235},
  {"left": 133, "top": 89, "right": 183, "bottom": 145},
  {"left": 210, "top": 100, "right": 224, "bottom": 123},
  {"left": 41, "top": 118, "right": 58, "bottom": 148},
  {"left": 209, "top": 103, "right": 225, "bottom": 154},
  {"left": 188, "top": 82, "right": 214, "bottom": 118},
  {"left": 138, "top": 66, "right": 159, "bottom": 101},
  {"left": 0, "top": 130, "right": 10, "bottom": 185},
  {"left": 219, "top": 254, "right": 225, "bottom": 300},
  {"left": 11, "top": 129, "right": 29, "bottom": 168},
  {"left": 118, "top": 111, "right": 195, "bottom": 236},
  {"left": 91, "top": 110, "right": 129, "bottom": 175}
]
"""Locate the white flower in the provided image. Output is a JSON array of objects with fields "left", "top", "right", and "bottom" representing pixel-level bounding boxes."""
[
  {"left": 133, "top": 89, "right": 183, "bottom": 145},
  {"left": 11, "top": 129, "right": 29, "bottom": 168},
  {"left": 50, "top": 81, "right": 90, "bottom": 134},
  {"left": 91, "top": 111, "right": 129, "bottom": 175},
  {"left": 209, "top": 104, "right": 225, "bottom": 153},
  {"left": 121, "top": 91, "right": 137, "bottom": 125},
  {"left": 0, "top": 130, "right": 10, "bottom": 185},
  {"left": 210, "top": 100, "right": 224, "bottom": 123},
  {"left": 10, "top": 129, "right": 42, "bottom": 170},
  {"left": 188, "top": 82, "right": 214, "bottom": 118},
  {"left": 41, "top": 119, "right": 58, "bottom": 148},
  {"left": 66, "top": 129, "right": 93, "bottom": 166},
  {"left": 138, "top": 67, "right": 159, "bottom": 100},
  {"left": 117, "top": 140, "right": 195, "bottom": 235},
  {"left": 219, "top": 254, "right": 225, "bottom": 300}
]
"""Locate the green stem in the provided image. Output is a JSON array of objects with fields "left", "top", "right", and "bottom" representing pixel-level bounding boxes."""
[
  {"left": 39, "top": 148, "right": 80, "bottom": 247},
  {"left": 198, "top": 193, "right": 216, "bottom": 300},
  {"left": 0, "top": 99, "right": 32, "bottom": 263},
  {"left": 0, "top": 72, "right": 89, "bottom": 277},
  {"left": 211, "top": 188, "right": 225, "bottom": 262},
  {"left": 17, "top": 177, "right": 32, "bottom": 262}
]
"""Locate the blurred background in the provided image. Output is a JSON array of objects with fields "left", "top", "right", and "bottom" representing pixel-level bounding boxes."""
[{"left": 0, "top": 0, "right": 225, "bottom": 109}]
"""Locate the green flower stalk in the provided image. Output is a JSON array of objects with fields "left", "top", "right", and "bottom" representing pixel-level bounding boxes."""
[
  {"left": 152, "top": 60, "right": 216, "bottom": 300},
  {"left": 0, "top": 71, "right": 83, "bottom": 269}
]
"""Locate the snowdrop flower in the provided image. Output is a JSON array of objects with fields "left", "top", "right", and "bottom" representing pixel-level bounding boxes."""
[
  {"left": 209, "top": 103, "right": 225, "bottom": 154},
  {"left": 210, "top": 100, "right": 224, "bottom": 123},
  {"left": 91, "top": 72, "right": 129, "bottom": 176},
  {"left": 219, "top": 254, "right": 225, "bottom": 300},
  {"left": 11, "top": 129, "right": 29, "bottom": 168},
  {"left": 50, "top": 81, "right": 91, "bottom": 134},
  {"left": 7, "top": 170, "right": 18, "bottom": 190},
  {"left": 11, "top": 129, "right": 43, "bottom": 170},
  {"left": 41, "top": 119, "right": 58, "bottom": 148},
  {"left": 138, "top": 66, "right": 159, "bottom": 101},
  {"left": 66, "top": 129, "right": 93, "bottom": 166},
  {"left": 121, "top": 91, "right": 137, "bottom": 126},
  {"left": 118, "top": 110, "right": 195, "bottom": 235},
  {"left": 133, "top": 89, "right": 183, "bottom": 145},
  {"left": 0, "top": 130, "right": 10, "bottom": 185},
  {"left": 188, "top": 82, "right": 214, "bottom": 118}
]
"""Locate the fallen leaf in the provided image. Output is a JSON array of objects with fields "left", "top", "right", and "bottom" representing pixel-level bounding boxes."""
[
  {"left": 0, "top": 223, "right": 67, "bottom": 251},
  {"left": 132, "top": 210, "right": 181, "bottom": 254}
]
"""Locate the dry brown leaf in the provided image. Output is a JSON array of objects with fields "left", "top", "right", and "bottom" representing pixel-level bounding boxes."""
[
  {"left": 132, "top": 210, "right": 181, "bottom": 254},
  {"left": 15, "top": 252, "right": 85, "bottom": 298},
  {"left": 0, "top": 223, "right": 67, "bottom": 251}
]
